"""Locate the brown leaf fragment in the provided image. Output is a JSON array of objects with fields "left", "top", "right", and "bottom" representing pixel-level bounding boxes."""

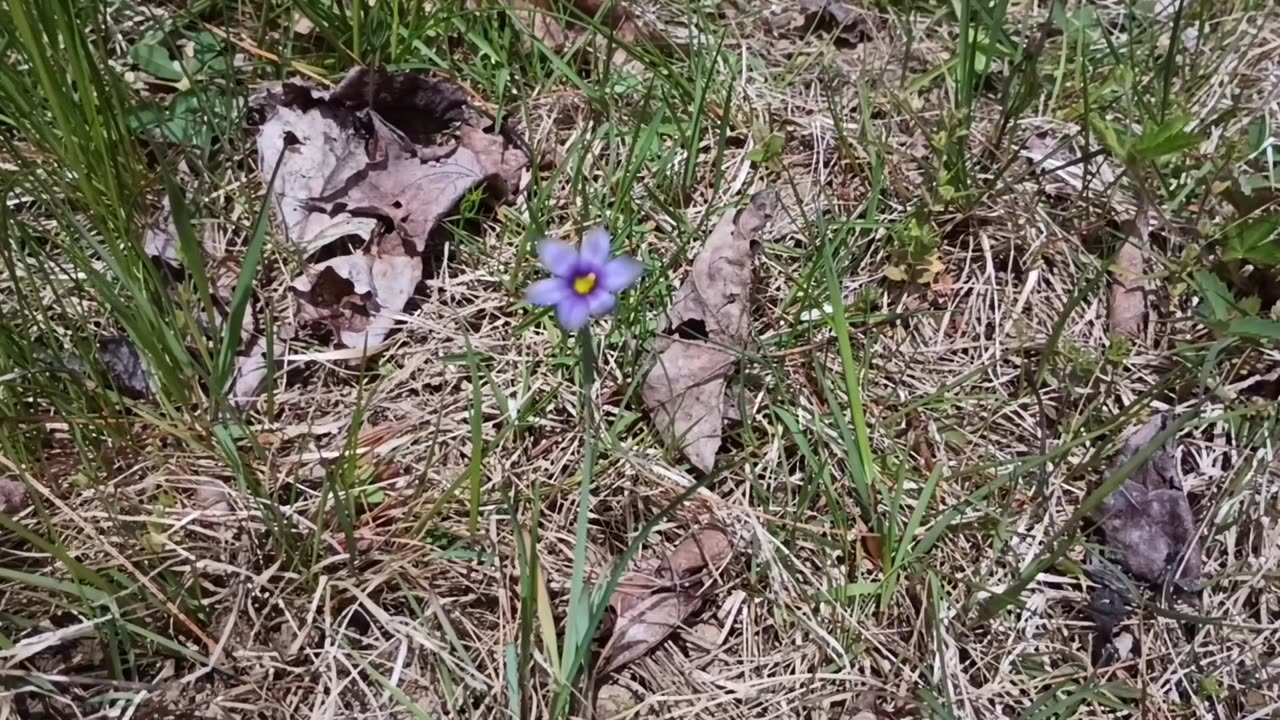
[
  {"left": 143, "top": 194, "right": 181, "bottom": 267},
  {"left": 600, "top": 590, "right": 701, "bottom": 674},
  {"left": 643, "top": 190, "right": 775, "bottom": 471},
  {"left": 291, "top": 255, "right": 375, "bottom": 343},
  {"left": 608, "top": 571, "right": 661, "bottom": 618},
  {"left": 0, "top": 479, "right": 28, "bottom": 514},
  {"left": 291, "top": 238, "right": 423, "bottom": 349},
  {"left": 511, "top": 0, "right": 570, "bottom": 50},
  {"left": 797, "top": 0, "right": 872, "bottom": 45},
  {"left": 231, "top": 334, "right": 286, "bottom": 403},
  {"left": 1109, "top": 211, "right": 1148, "bottom": 338},
  {"left": 609, "top": 525, "right": 734, "bottom": 618},
  {"left": 662, "top": 525, "right": 733, "bottom": 580},
  {"left": 255, "top": 87, "right": 381, "bottom": 256},
  {"left": 1094, "top": 413, "right": 1200, "bottom": 588}
]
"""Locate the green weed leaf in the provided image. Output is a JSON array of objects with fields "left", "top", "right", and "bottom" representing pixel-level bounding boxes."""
[
  {"left": 1226, "top": 316, "right": 1280, "bottom": 340},
  {"left": 1223, "top": 213, "right": 1280, "bottom": 266},
  {"left": 1193, "top": 270, "right": 1235, "bottom": 322},
  {"left": 129, "top": 43, "right": 182, "bottom": 81},
  {"left": 1132, "top": 115, "right": 1200, "bottom": 161}
]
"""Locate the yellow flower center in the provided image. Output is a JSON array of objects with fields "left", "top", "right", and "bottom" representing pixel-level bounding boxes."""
[{"left": 573, "top": 273, "right": 597, "bottom": 295}]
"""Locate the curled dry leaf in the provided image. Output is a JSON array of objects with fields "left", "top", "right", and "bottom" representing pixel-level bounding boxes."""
[
  {"left": 606, "top": 524, "right": 734, "bottom": 647},
  {"left": 1109, "top": 209, "right": 1149, "bottom": 339},
  {"left": 643, "top": 190, "right": 775, "bottom": 472},
  {"left": 1094, "top": 413, "right": 1200, "bottom": 588},
  {"left": 0, "top": 479, "right": 28, "bottom": 514},
  {"left": 599, "top": 590, "right": 701, "bottom": 674},
  {"left": 253, "top": 67, "right": 527, "bottom": 351}
]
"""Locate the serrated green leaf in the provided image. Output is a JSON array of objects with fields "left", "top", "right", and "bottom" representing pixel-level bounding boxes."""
[
  {"left": 1227, "top": 316, "right": 1280, "bottom": 340},
  {"left": 129, "top": 43, "right": 182, "bottom": 81},
  {"left": 1193, "top": 270, "right": 1235, "bottom": 322},
  {"left": 1132, "top": 115, "right": 1200, "bottom": 160},
  {"left": 1223, "top": 213, "right": 1280, "bottom": 266}
]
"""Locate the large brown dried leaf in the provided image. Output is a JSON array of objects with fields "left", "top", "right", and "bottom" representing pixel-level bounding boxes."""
[
  {"left": 255, "top": 88, "right": 380, "bottom": 256},
  {"left": 643, "top": 190, "right": 775, "bottom": 471},
  {"left": 255, "top": 67, "right": 527, "bottom": 350},
  {"left": 599, "top": 590, "right": 701, "bottom": 674},
  {"left": 1109, "top": 210, "right": 1149, "bottom": 338},
  {"left": 1095, "top": 413, "right": 1200, "bottom": 587},
  {"left": 609, "top": 525, "right": 734, "bottom": 619}
]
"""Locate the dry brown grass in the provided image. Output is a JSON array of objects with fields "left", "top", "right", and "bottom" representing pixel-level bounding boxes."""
[{"left": 1, "top": 1, "right": 1279, "bottom": 718}]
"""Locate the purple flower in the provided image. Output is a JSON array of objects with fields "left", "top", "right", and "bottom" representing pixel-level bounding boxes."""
[{"left": 525, "top": 226, "right": 644, "bottom": 331}]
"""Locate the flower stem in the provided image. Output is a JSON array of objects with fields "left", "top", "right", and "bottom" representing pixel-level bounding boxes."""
[{"left": 561, "top": 328, "right": 596, "bottom": 694}]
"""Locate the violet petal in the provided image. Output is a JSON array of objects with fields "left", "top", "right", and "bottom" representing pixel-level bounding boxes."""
[
  {"left": 557, "top": 296, "right": 591, "bottom": 331},
  {"left": 526, "top": 277, "right": 571, "bottom": 306},
  {"left": 538, "top": 239, "right": 578, "bottom": 277},
  {"left": 587, "top": 290, "right": 616, "bottom": 316},
  {"left": 599, "top": 256, "right": 644, "bottom": 292},
  {"left": 581, "top": 226, "right": 612, "bottom": 268}
]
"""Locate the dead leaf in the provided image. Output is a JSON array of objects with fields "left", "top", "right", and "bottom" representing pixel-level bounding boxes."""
[
  {"left": 1094, "top": 413, "right": 1200, "bottom": 588},
  {"left": 254, "top": 67, "right": 527, "bottom": 351},
  {"left": 599, "top": 590, "right": 701, "bottom": 674},
  {"left": 608, "top": 572, "right": 660, "bottom": 619},
  {"left": 1109, "top": 210, "right": 1149, "bottom": 338},
  {"left": 96, "top": 336, "right": 154, "bottom": 400},
  {"left": 254, "top": 89, "right": 381, "bottom": 256},
  {"left": 231, "top": 334, "right": 286, "bottom": 401},
  {"left": 662, "top": 525, "right": 733, "bottom": 579},
  {"left": 798, "top": 0, "right": 872, "bottom": 45},
  {"left": 643, "top": 190, "right": 775, "bottom": 472},
  {"left": 0, "top": 479, "right": 27, "bottom": 514},
  {"left": 143, "top": 194, "right": 181, "bottom": 267},
  {"left": 511, "top": 0, "right": 569, "bottom": 49},
  {"left": 608, "top": 525, "right": 734, "bottom": 620}
]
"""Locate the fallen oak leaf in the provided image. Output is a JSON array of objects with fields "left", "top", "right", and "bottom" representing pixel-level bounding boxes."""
[
  {"left": 254, "top": 84, "right": 381, "bottom": 256},
  {"left": 642, "top": 190, "right": 775, "bottom": 472},
  {"left": 608, "top": 571, "right": 661, "bottom": 618},
  {"left": 1094, "top": 412, "right": 1200, "bottom": 588},
  {"left": 609, "top": 524, "right": 734, "bottom": 619},
  {"left": 255, "top": 67, "right": 528, "bottom": 351},
  {"left": 599, "top": 590, "right": 701, "bottom": 674}
]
